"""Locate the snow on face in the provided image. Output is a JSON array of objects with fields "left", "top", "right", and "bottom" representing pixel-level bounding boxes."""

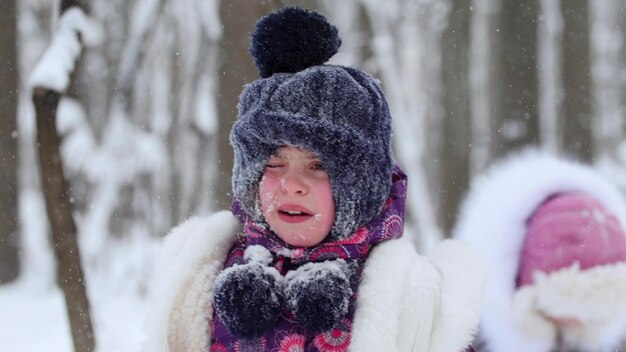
[{"left": 259, "top": 146, "right": 335, "bottom": 247}]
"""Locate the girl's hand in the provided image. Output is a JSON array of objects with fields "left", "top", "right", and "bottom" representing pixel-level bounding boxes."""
[{"left": 546, "top": 315, "right": 581, "bottom": 328}]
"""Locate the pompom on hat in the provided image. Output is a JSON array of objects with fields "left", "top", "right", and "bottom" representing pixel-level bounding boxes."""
[
  {"left": 250, "top": 7, "right": 341, "bottom": 79},
  {"left": 230, "top": 7, "right": 394, "bottom": 240}
]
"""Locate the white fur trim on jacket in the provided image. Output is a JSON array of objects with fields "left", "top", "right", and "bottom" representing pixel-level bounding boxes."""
[
  {"left": 514, "top": 262, "right": 626, "bottom": 351},
  {"left": 349, "top": 236, "right": 484, "bottom": 352},
  {"left": 428, "top": 240, "right": 485, "bottom": 352},
  {"left": 453, "top": 149, "right": 626, "bottom": 352},
  {"left": 143, "top": 211, "right": 484, "bottom": 352},
  {"left": 142, "top": 211, "right": 240, "bottom": 352}
]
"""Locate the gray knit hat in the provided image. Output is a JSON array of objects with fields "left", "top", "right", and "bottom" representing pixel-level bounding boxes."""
[{"left": 230, "top": 7, "right": 394, "bottom": 240}]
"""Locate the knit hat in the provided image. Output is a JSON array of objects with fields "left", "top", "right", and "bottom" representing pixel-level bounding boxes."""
[
  {"left": 518, "top": 192, "right": 626, "bottom": 287},
  {"left": 230, "top": 7, "right": 394, "bottom": 240}
]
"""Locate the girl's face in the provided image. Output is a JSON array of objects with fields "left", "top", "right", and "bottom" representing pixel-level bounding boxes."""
[{"left": 259, "top": 146, "right": 335, "bottom": 247}]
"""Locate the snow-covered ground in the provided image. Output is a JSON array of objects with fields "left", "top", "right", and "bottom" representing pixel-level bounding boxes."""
[
  {"left": 0, "top": 280, "right": 147, "bottom": 352},
  {"left": 0, "top": 282, "right": 71, "bottom": 351}
]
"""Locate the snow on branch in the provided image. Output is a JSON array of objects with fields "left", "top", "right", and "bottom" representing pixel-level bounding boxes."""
[{"left": 29, "top": 7, "right": 102, "bottom": 92}]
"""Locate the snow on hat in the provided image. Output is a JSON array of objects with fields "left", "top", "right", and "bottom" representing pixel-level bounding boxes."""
[
  {"left": 518, "top": 192, "right": 626, "bottom": 287},
  {"left": 230, "top": 7, "right": 394, "bottom": 240}
]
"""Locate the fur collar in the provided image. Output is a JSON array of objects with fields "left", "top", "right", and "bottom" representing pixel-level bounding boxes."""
[{"left": 142, "top": 211, "right": 241, "bottom": 352}]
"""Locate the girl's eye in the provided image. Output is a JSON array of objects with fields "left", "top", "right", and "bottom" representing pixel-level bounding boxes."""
[
  {"left": 265, "top": 163, "right": 284, "bottom": 169},
  {"left": 310, "top": 162, "right": 325, "bottom": 171}
]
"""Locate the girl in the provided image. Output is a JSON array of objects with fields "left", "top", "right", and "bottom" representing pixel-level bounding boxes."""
[
  {"left": 143, "top": 7, "right": 483, "bottom": 352},
  {"left": 454, "top": 150, "right": 626, "bottom": 351}
]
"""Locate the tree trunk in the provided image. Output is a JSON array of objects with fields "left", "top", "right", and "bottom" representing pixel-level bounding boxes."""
[
  {"left": 590, "top": 0, "right": 623, "bottom": 161},
  {"left": 0, "top": 0, "right": 19, "bottom": 284},
  {"left": 33, "top": 88, "right": 95, "bottom": 352},
  {"left": 561, "top": 0, "right": 593, "bottom": 161},
  {"left": 441, "top": 0, "right": 471, "bottom": 234},
  {"left": 537, "top": 0, "right": 564, "bottom": 152},
  {"left": 32, "top": 2, "right": 95, "bottom": 351},
  {"left": 495, "top": 0, "right": 540, "bottom": 156},
  {"left": 469, "top": 0, "right": 502, "bottom": 173}
]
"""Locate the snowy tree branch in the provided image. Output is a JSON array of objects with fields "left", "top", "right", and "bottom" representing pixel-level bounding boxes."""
[{"left": 29, "top": 7, "right": 101, "bottom": 93}]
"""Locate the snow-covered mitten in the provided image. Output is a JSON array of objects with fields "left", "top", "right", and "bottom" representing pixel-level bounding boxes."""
[
  {"left": 213, "top": 245, "right": 284, "bottom": 338},
  {"left": 285, "top": 259, "right": 354, "bottom": 332}
]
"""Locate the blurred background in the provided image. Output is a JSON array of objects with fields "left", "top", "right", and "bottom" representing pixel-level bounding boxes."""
[{"left": 1, "top": 0, "right": 625, "bottom": 350}]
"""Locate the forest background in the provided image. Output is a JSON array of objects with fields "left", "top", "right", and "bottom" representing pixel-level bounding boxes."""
[{"left": 1, "top": 0, "right": 625, "bottom": 351}]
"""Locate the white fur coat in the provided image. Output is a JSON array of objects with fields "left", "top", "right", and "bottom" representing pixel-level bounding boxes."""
[
  {"left": 142, "top": 211, "right": 484, "bottom": 352},
  {"left": 454, "top": 150, "right": 626, "bottom": 352}
]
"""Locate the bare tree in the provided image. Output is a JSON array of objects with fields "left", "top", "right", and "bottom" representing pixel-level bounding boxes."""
[
  {"left": 590, "top": 0, "right": 625, "bottom": 162},
  {"left": 31, "top": 2, "right": 95, "bottom": 351},
  {"left": 538, "top": 0, "right": 564, "bottom": 153},
  {"left": 561, "top": 0, "right": 593, "bottom": 161},
  {"left": 0, "top": 0, "right": 19, "bottom": 284},
  {"left": 469, "top": 0, "right": 501, "bottom": 173},
  {"left": 495, "top": 0, "right": 540, "bottom": 156},
  {"left": 441, "top": 0, "right": 472, "bottom": 234}
]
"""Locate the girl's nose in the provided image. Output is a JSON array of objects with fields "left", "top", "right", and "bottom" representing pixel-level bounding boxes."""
[{"left": 281, "top": 170, "right": 308, "bottom": 196}]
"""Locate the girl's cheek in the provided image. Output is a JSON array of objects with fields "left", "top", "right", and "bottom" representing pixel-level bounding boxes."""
[
  {"left": 261, "top": 173, "right": 281, "bottom": 192},
  {"left": 260, "top": 174, "right": 280, "bottom": 212},
  {"left": 262, "top": 191, "right": 277, "bottom": 213}
]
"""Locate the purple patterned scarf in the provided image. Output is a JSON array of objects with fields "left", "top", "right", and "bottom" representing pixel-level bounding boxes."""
[{"left": 211, "top": 166, "right": 407, "bottom": 352}]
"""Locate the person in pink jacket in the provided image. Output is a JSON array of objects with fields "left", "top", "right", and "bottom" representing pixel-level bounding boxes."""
[{"left": 455, "top": 150, "right": 626, "bottom": 352}]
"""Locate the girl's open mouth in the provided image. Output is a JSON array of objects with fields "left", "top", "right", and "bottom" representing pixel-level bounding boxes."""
[{"left": 277, "top": 205, "right": 314, "bottom": 223}]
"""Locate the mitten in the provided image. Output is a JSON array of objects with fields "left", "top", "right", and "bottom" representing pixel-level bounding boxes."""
[
  {"left": 285, "top": 259, "right": 354, "bottom": 332},
  {"left": 213, "top": 245, "right": 284, "bottom": 338}
]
